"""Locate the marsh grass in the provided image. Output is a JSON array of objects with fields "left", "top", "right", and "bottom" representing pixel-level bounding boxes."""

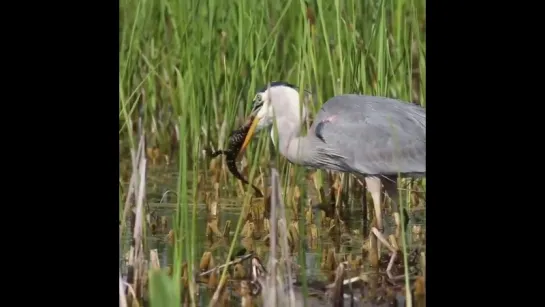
[{"left": 120, "top": 0, "right": 425, "bottom": 305}]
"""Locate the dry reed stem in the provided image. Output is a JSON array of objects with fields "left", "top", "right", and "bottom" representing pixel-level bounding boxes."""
[
  {"left": 121, "top": 133, "right": 147, "bottom": 306},
  {"left": 121, "top": 134, "right": 145, "bottom": 240},
  {"left": 119, "top": 272, "right": 128, "bottom": 307},
  {"left": 278, "top": 220, "right": 296, "bottom": 306},
  {"left": 331, "top": 263, "right": 346, "bottom": 307},
  {"left": 414, "top": 276, "right": 426, "bottom": 307},
  {"left": 265, "top": 168, "right": 279, "bottom": 307},
  {"left": 258, "top": 167, "right": 297, "bottom": 307},
  {"left": 329, "top": 274, "right": 369, "bottom": 287},
  {"left": 222, "top": 220, "right": 231, "bottom": 239},
  {"left": 208, "top": 274, "right": 228, "bottom": 307},
  {"left": 275, "top": 167, "right": 296, "bottom": 307},
  {"left": 207, "top": 256, "right": 218, "bottom": 289},
  {"left": 200, "top": 252, "right": 213, "bottom": 271},
  {"left": 199, "top": 253, "right": 253, "bottom": 276},
  {"left": 420, "top": 251, "right": 426, "bottom": 280},
  {"left": 132, "top": 134, "right": 147, "bottom": 296},
  {"left": 127, "top": 246, "right": 135, "bottom": 267},
  {"left": 150, "top": 249, "right": 160, "bottom": 270},
  {"left": 121, "top": 276, "right": 139, "bottom": 307},
  {"left": 240, "top": 280, "right": 254, "bottom": 307}
]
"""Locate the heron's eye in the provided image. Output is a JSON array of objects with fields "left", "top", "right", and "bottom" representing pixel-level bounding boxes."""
[{"left": 252, "top": 94, "right": 264, "bottom": 111}]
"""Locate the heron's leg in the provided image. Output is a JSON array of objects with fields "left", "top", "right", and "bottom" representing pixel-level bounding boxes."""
[
  {"left": 371, "top": 227, "right": 398, "bottom": 280},
  {"left": 364, "top": 176, "right": 384, "bottom": 233},
  {"left": 383, "top": 177, "right": 401, "bottom": 239}
]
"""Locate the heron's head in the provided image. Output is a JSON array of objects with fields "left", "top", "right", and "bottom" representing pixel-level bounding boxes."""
[{"left": 241, "top": 82, "right": 309, "bottom": 152}]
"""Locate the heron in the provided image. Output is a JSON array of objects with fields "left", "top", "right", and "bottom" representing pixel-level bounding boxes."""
[{"left": 239, "top": 81, "right": 426, "bottom": 240}]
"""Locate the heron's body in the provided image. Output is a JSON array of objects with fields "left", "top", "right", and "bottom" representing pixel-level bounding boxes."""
[
  {"left": 291, "top": 94, "right": 426, "bottom": 177},
  {"left": 241, "top": 82, "right": 426, "bottom": 241}
]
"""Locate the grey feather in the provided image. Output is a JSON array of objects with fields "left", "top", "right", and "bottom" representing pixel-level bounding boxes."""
[{"left": 308, "top": 94, "right": 426, "bottom": 176}]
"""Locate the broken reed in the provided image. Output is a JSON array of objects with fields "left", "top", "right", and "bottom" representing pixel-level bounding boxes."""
[{"left": 119, "top": 0, "right": 425, "bottom": 305}]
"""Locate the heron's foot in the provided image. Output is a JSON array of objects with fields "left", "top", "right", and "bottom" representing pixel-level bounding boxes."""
[{"left": 371, "top": 227, "right": 399, "bottom": 279}]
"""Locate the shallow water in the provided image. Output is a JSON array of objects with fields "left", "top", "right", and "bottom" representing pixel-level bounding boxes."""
[{"left": 120, "top": 162, "right": 426, "bottom": 306}]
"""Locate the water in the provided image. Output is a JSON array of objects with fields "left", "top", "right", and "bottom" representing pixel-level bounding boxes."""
[{"left": 120, "top": 162, "right": 426, "bottom": 306}]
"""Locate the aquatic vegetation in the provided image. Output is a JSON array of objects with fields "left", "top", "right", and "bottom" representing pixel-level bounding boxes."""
[{"left": 119, "top": 0, "right": 426, "bottom": 305}]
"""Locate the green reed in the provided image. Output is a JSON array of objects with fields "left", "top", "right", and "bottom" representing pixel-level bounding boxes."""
[{"left": 119, "top": 0, "right": 425, "bottom": 305}]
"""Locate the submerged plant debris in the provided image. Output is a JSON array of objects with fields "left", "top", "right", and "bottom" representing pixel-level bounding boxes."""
[{"left": 209, "top": 119, "right": 263, "bottom": 197}]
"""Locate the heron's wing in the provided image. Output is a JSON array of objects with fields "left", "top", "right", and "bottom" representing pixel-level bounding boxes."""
[{"left": 310, "top": 95, "right": 426, "bottom": 176}]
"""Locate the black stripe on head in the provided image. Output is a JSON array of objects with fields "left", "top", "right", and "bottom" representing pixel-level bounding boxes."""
[{"left": 257, "top": 81, "right": 298, "bottom": 93}]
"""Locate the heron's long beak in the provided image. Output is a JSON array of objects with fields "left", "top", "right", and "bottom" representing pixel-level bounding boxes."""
[{"left": 240, "top": 116, "right": 259, "bottom": 154}]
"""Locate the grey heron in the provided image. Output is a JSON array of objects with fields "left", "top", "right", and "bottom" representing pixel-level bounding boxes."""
[{"left": 240, "top": 82, "right": 426, "bottom": 240}]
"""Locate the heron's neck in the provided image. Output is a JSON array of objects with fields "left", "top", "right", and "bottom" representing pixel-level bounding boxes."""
[{"left": 275, "top": 118, "right": 310, "bottom": 165}]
